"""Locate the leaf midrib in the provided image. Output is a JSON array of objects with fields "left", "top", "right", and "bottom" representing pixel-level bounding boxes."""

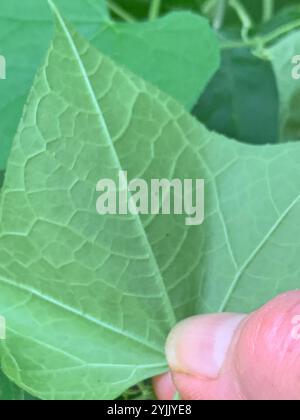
[{"left": 39, "top": 2, "right": 177, "bottom": 330}]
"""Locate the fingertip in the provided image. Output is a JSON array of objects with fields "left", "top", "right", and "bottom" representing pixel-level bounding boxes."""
[
  {"left": 153, "top": 373, "right": 177, "bottom": 400},
  {"left": 235, "top": 290, "right": 300, "bottom": 400},
  {"left": 165, "top": 314, "right": 245, "bottom": 379},
  {"left": 163, "top": 291, "right": 300, "bottom": 400}
]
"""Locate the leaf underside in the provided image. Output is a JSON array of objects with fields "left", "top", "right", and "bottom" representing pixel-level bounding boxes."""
[{"left": 0, "top": 4, "right": 300, "bottom": 400}]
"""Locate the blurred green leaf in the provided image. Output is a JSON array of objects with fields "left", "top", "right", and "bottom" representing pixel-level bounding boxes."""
[
  {"left": 92, "top": 12, "right": 220, "bottom": 110},
  {"left": 194, "top": 47, "right": 279, "bottom": 144},
  {"left": 269, "top": 30, "right": 300, "bottom": 141}
]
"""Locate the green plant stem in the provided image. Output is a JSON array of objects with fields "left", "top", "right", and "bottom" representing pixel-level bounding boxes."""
[
  {"left": 149, "top": 0, "right": 161, "bottom": 21},
  {"left": 202, "top": 0, "right": 217, "bottom": 16},
  {"left": 262, "top": 0, "right": 274, "bottom": 23},
  {"left": 263, "top": 18, "right": 300, "bottom": 44},
  {"left": 213, "top": 0, "right": 227, "bottom": 30},
  {"left": 221, "top": 18, "right": 300, "bottom": 50},
  {"left": 229, "top": 0, "right": 253, "bottom": 41},
  {"left": 107, "top": 0, "right": 136, "bottom": 22}
]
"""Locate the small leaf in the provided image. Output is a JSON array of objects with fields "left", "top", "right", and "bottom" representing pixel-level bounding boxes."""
[
  {"left": 268, "top": 30, "right": 300, "bottom": 141},
  {"left": 194, "top": 47, "right": 279, "bottom": 144}
]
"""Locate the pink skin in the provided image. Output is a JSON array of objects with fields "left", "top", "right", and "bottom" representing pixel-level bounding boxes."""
[{"left": 153, "top": 291, "right": 300, "bottom": 400}]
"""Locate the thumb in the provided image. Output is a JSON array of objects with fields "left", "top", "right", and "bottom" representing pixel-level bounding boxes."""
[{"left": 159, "top": 292, "right": 300, "bottom": 400}]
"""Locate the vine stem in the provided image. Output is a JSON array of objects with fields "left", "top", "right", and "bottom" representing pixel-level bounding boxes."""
[
  {"left": 213, "top": 0, "right": 227, "bottom": 30},
  {"left": 262, "top": 18, "right": 300, "bottom": 44},
  {"left": 149, "top": 0, "right": 161, "bottom": 20},
  {"left": 262, "top": 0, "right": 274, "bottom": 23},
  {"left": 229, "top": 0, "right": 253, "bottom": 41},
  {"left": 202, "top": 0, "right": 218, "bottom": 16},
  {"left": 106, "top": 0, "right": 136, "bottom": 22},
  {"left": 221, "top": 18, "right": 300, "bottom": 50}
]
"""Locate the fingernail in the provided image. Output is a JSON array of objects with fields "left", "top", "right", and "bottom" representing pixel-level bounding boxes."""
[{"left": 166, "top": 314, "right": 245, "bottom": 379}]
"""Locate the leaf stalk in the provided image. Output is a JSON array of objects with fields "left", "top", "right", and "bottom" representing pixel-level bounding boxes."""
[
  {"left": 262, "top": 0, "right": 274, "bottom": 23},
  {"left": 221, "top": 18, "right": 300, "bottom": 51},
  {"left": 149, "top": 0, "right": 161, "bottom": 21},
  {"left": 213, "top": 0, "right": 227, "bottom": 31},
  {"left": 107, "top": 0, "right": 136, "bottom": 22},
  {"left": 229, "top": 0, "right": 253, "bottom": 42}
]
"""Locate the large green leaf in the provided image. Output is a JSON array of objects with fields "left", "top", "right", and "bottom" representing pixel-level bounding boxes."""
[
  {"left": 268, "top": 30, "right": 300, "bottom": 141},
  {"left": 0, "top": 1, "right": 219, "bottom": 172},
  {"left": 193, "top": 47, "right": 279, "bottom": 144},
  {"left": 0, "top": 0, "right": 108, "bottom": 171},
  {"left": 91, "top": 12, "right": 220, "bottom": 110},
  {"left": 1, "top": 4, "right": 300, "bottom": 400}
]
